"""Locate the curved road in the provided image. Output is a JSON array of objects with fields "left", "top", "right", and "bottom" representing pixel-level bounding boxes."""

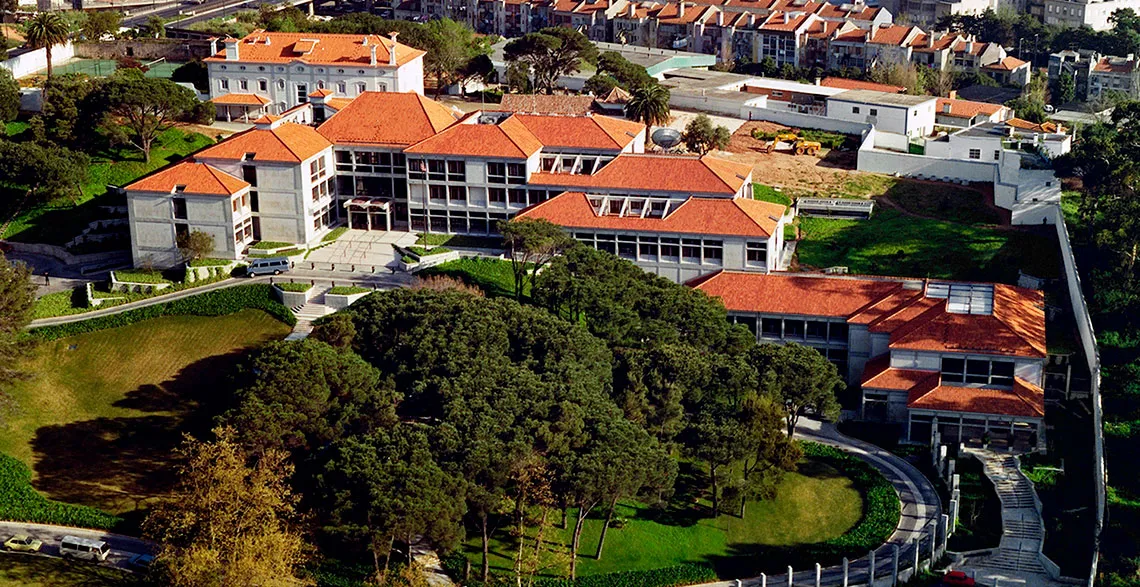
[{"left": 0, "top": 521, "right": 153, "bottom": 572}]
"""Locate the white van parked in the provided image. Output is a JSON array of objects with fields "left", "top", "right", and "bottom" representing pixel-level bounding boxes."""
[
  {"left": 60, "top": 536, "right": 111, "bottom": 562},
  {"left": 247, "top": 257, "right": 291, "bottom": 277}
]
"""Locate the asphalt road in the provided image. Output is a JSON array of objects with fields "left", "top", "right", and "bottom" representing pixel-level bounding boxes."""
[{"left": 0, "top": 520, "right": 153, "bottom": 573}]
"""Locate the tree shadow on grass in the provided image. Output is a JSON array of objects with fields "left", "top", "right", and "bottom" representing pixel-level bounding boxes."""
[
  {"left": 630, "top": 462, "right": 709, "bottom": 527},
  {"left": 27, "top": 350, "right": 250, "bottom": 527}
]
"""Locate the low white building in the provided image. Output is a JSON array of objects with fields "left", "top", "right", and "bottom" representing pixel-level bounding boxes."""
[
  {"left": 827, "top": 89, "right": 936, "bottom": 151},
  {"left": 205, "top": 30, "right": 426, "bottom": 121}
]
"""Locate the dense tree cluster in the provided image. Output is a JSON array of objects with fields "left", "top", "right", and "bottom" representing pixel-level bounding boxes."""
[
  {"left": 504, "top": 27, "right": 599, "bottom": 95},
  {"left": 195, "top": 240, "right": 843, "bottom": 584},
  {"left": 0, "top": 253, "right": 35, "bottom": 417}
]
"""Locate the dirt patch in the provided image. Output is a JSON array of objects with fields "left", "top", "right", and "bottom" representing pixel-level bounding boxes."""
[{"left": 719, "top": 121, "right": 873, "bottom": 197}]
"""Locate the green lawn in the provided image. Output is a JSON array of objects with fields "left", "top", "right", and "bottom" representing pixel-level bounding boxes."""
[
  {"left": 883, "top": 183, "right": 1003, "bottom": 225},
  {"left": 796, "top": 208, "right": 1060, "bottom": 283},
  {"left": 2, "top": 128, "right": 213, "bottom": 244},
  {"left": 754, "top": 184, "right": 793, "bottom": 207},
  {"left": 0, "top": 555, "right": 136, "bottom": 587},
  {"left": 464, "top": 458, "right": 862, "bottom": 579},
  {"left": 0, "top": 311, "right": 291, "bottom": 517},
  {"left": 423, "top": 257, "right": 523, "bottom": 298}
]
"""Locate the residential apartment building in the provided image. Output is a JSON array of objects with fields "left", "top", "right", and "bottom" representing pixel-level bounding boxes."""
[
  {"left": 1048, "top": 50, "right": 1140, "bottom": 101},
  {"left": 1039, "top": 0, "right": 1140, "bottom": 30},
  {"left": 693, "top": 271, "right": 1047, "bottom": 449},
  {"left": 935, "top": 96, "right": 1012, "bottom": 127},
  {"left": 827, "top": 89, "right": 937, "bottom": 149},
  {"left": 205, "top": 30, "right": 426, "bottom": 121}
]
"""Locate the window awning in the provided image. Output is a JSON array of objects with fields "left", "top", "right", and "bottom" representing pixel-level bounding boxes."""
[{"left": 343, "top": 198, "right": 391, "bottom": 210}]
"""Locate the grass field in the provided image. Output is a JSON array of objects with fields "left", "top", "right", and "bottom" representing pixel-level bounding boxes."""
[
  {"left": 464, "top": 458, "right": 862, "bottom": 578},
  {"left": 423, "top": 257, "right": 523, "bottom": 298},
  {"left": 0, "top": 555, "right": 135, "bottom": 587},
  {"left": 2, "top": 128, "right": 213, "bottom": 244},
  {"left": 32, "top": 59, "right": 185, "bottom": 80},
  {"left": 0, "top": 311, "right": 290, "bottom": 517},
  {"left": 796, "top": 208, "right": 1060, "bottom": 283}
]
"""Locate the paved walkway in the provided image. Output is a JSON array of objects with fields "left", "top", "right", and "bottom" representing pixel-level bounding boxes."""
[
  {"left": 0, "top": 520, "right": 153, "bottom": 572},
  {"left": 957, "top": 449, "right": 1066, "bottom": 587},
  {"left": 306, "top": 230, "right": 419, "bottom": 269},
  {"left": 696, "top": 419, "right": 942, "bottom": 587},
  {"left": 285, "top": 285, "right": 334, "bottom": 340}
]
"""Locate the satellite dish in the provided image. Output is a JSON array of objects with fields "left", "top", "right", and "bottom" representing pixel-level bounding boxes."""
[{"left": 652, "top": 128, "right": 681, "bottom": 149}]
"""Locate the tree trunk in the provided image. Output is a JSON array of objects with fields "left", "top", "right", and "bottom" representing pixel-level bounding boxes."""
[
  {"left": 371, "top": 536, "right": 383, "bottom": 582},
  {"left": 45, "top": 45, "right": 52, "bottom": 80},
  {"left": 787, "top": 411, "right": 798, "bottom": 438},
  {"left": 595, "top": 496, "right": 619, "bottom": 560},
  {"left": 481, "top": 512, "right": 491, "bottom": 582},
  {"left": 645, "top": 123, "right": 652, "bottom": 146},
  {"left": 382, "top": 535, "right": 395, "bottom": 582},
  {"left": 739, "top": 493, "right": 747, "bottom": 518},
  {"left": 710, "top": 464, "right": 720, "bottom": 516},
  {"left": 529, "top": 506, "right": 550, "bottom": 585},
  {"left": 569, "top": 506, "right": 590, "bottom": 580}
]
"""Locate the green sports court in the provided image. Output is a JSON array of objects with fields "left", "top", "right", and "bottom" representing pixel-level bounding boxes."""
[{"left": 31, "top": 58, "right": 185, "bottom": 79}]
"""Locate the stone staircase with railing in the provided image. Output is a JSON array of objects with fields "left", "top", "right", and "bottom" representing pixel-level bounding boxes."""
[{"left": 285, "top": 286, "right": 333, "bottom": 341}]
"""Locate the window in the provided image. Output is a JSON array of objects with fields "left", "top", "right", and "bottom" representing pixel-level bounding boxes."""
[
  {"left": 242, "top": 165, "right": 257, "bottom": 187},
  {"left": 507, "top": 163, "right": 526, "bottom": 184},
  {"left": 448, "top": 185, "right": 467, "bottom": 202},
  {"left": 941, "top": 357, "right": 1015, "bottom": 386},
  {"left": 408, "top": 158, "right": 427, "bottom": 180},
  {"left": 508, "top": 189, "right": 527, "bottom": 204},
  {"left": 489, "top": 187, "right": 506, "bottom": 203},
  {"left": 428, "top": 160, "right": 446, "bottom": 181},
  {"left": 277, "top": 79, "right": 286, "bottom": 90},
  {"left": 852, "top": 106, "right": 860, "bottom": 114},
  {"left": 638, "top": 240, "right": 658, "bottom": 261},
  {"left": 682, "top": 239, "right": 701, "bottom": 264},
  {"left": 487, "top": 162, "right": 506, "bottom": 183},
  {"left": 968, "top": 148, "right": 981, "bottom": 160},
  {"left": 356, "top": 82, "right": 367, "bottom": 95},
  {"left": 238, "top": 79, "right": 248, "bottom": 90},
  {"left": 703, "top": 241, "right": 723, "bottom": 264},
  {"left": 309, "top": 157, "right": 326, "bottom": 181},
  {"left": 297, "top": 84, "right": 309, "bottom": 103},
  {"left": 337, "top": 82, "right": 347, "bottom": 94},
  {"left": 746, "top": 241, "right": 767, "bottom": 266},
  {"left": 784, "top": 320, "right": 805, "bottom": 339},
  {"left": 869, "top": 108, "right": 878, "bottom": 116},
  {"left": 250, "top": 191, "right": 259, "bottom": 212},
  {"left": 761, "top": 318, "right": 782, "bottom": 337},
  {"left": 617, "top": 236, "right": 636, "bottom": 259},
  {"left": 660, "top": 237, "right": 680, "bottom": 260},
  {"left": 447, "top": 160, "right": 466, "bottom": 181},
  {"left": 828, "top": 322, "right": 847, "bottom": 343},
  {"left": 806, "top": 321, "right": 828, "bottom": 340},
  {"left": 429, "top": 185, "right": 448, "bottom": 201},
  {"left": 258, "top": 79, "right": 268, "bottom": 91},
  {"left": 172, "top": 197, "right": 187, "bottom": 220},
  {"left": 219, "top": 79, "right": 229, "bottom": 91},
  {"left": 993, "top": 150, "right": 1001, "bottom": 161}
]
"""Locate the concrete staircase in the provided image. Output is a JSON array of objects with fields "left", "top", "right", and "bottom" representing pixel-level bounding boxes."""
[
  {"left": 966, "top": 449, "right": 1051, "bottom": 578},
  {"left": 285, "top": 286, "right": 333, "bottom": 341}
]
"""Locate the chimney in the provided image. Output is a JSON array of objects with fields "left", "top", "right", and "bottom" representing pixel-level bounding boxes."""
[
  {"left": 362, "top": 36, "right": 368, "bottom": 46},
  {"left": 224, "top": 37, "right": 239, "bottom": 61},
  {"left": 628, "top": 2, "right": 636, "bottom": 17},
  {"left": 965, "top": 39, "right": 974, "bottom": 53},
  {"left": 942, "top": 102, "right": 951, "bottom": 113},
  {"left": 717, "top": 9, "right": 723, "bottom": 25},
  {"left": 389, "top": 32, "right": 400, "bottom": 66},
  {"left": 948, "top": 89, "right": 956, "bottom": 99},
  {"left": 748, "top": 12, "right": 755, "bottom": 26},
  {"left": 210, "top": 38, "right": 219, "bottom": 55},
  {"left": 814, "top": 76, "right": 821, "bottom": 85},
  {"left": 371, "top": 44, "right": 378, "bottom": 66},
  {"left": 679, "top": 2, "right": 685, "bottom": 18},
  {"left": 264, "top": 35, "right": 271, "bottom": 45}
]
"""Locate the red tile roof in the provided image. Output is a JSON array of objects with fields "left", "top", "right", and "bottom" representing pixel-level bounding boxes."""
[
  {"left": 317, "top": 92, "right": 458, "bottom": 147},
  {"left": 867, "top": 24, "right": 917, "bottom": 46},
  {"left": 514, "top": 114, "right": 642, "bottom": 151},
  {"left": 403, "top": 113, "right": 543, "bottom": 158},
  {"left": 195, "top": 123, "right": 332, "bottom": 163},
  {"left": 861, "top": 356, "right": 939, "bottom": 391},
  {"left": 983, "top": 56, "right": 1028, "bottom": 71},
  {"left": 691, "top": 272, "right": 1046, "bottom": 358},
  {"left": 309, "top": 88, "right": 334, "bottom": 98},
  {"left": 908, "top": 378, "right": 1045, "bottom": 418},
  {"left": 529, "top": 154, "right": 752, "bottom": 195},
  {"left": 212, "top": 93, "right": 271, "bottom": 106},
  {"left": 821, "top": 77, "right": 904, "bottom": 93},
  {"left": 1094, "top": 56, "right": 1137, "bottom": 74},
  {"left": 759, "top": 11, "right": 813, "bottom": 32},
  {"left": 936, "top": 97, "right": 1005, "bottom": 119},
  {"left": 1006, "top": 118, "right": 1065, "bottom": 134},
  {"left": 127, "top": 161, "right": 248, "bottom": 197},
  {"left": 500, "top": 94, "right": 596, "bottom": 115},
  {"left": 204, "top": 30, "right": 425, "bottom": 68},
  {"left": 516, "top": 192, "right": 786, "bottom": 238}
]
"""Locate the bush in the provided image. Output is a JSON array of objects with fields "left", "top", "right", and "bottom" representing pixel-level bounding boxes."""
[
  {"left": 114, "top": 270, "right": 171, "bottom": 284},
  {"left": 30, "top": 284, "right": 296, "bottom": 340},
  {"left": 405, "top": 246, "right": 452, "bottom": 258},
  {"left": 252, "top": 241, "right": 294, "bottom": 250},
  {"left": 441, "top": 558, "right": 716, "bottom": 587},
  {"left": 799, "top": 129, "right": 849, "bottom": 149},
  {"left": 189, "top": 258, "right": 235, "bottom": 267},
  {"left": 275, "top": 282, "right": 312, "bottom": 293},
  {"left": 0, "top": 453, "right": 123, "bottom": 531},
  {"left": 322, "top": 227, "right": 348, "bottom": 243}
]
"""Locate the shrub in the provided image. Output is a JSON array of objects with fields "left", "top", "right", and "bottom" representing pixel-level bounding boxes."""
[
  {"left": 114, "top": 270, "right": 172, "bottom": 284},
  {"left": 441, "top": 557, "right": 716, "bottom": 587},
  {"left": 251, "top": 241, "right": 294, "bottom": 250},
  {"left": 405, "top": 246, "right": 452, "bottom": 257},
  {"left": 0, "top": 453, "right": 123, "bottom": 531},
  {"left": 327, "top": 286, "right": 371, "bottom": 295},
  {"left": 30, "top": 284, "right": 296, "bottom": 340},
  {"left": 275, "top": 282, "right": 312, "bottom": 293},
  {"left": 189, "top": 258, "right": 234, "bottom": 267},
  {"left": 800, "top": 442, "right": 900, "bottom": 553},
  {"left": 322, "top": 227, "right": 348, "bottom": 243}
]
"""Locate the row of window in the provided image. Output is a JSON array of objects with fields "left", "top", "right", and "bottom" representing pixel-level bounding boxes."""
[
  {"left": 313, "top": 201, "right": 338, "bottom": 231},
  {"left": 730, "top": 315, "right": 850, "bottom": 344},
  {"left": 408, "top": 208, "right": 512, "bottom": 235},
  {"left": 217, "top": 64, "right": 375, "bottom": 75},
  {"left": 312, "top": 177, "right": 335, "bottom": 202},
  {"left": 573, "top": 233, "right": 727, "bottom": 265},
  {"left": 967, "top": 148, "right": 1001, "bottom": 161},
  {"left": 234, "top": 217, "right": 254, "bottom": 245},
  {"left": 941, "top": 357, "right": 1015, "bottom": 387},
  {"left": 335, "top": 150, "right": 408, "bottom": 174}
]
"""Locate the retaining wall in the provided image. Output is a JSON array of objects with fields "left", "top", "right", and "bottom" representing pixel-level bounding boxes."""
[
  {"left": 74, "top": 39, "right": 214, "bottom": 62},
  {"left": 745, "top": 107, "right": 872, "bottom": 136},
  {"left": 0, "top": 42, "right": 76, "bottom": 79}
]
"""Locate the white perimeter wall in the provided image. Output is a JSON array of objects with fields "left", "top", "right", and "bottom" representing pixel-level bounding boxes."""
[
  {"left": 0, "top": 42, "right": 75, "bottom": 80},
  {"left": 857, "top": 128, "right": 999, "bottom": 183},
  {"left": 743, "top": 107, "right": 873, "bottom": 136}
]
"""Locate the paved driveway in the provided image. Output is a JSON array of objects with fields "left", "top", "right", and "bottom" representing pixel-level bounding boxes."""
[
  {"left": 0, "top": 520, "right": 152, "bottom": 573},
  {"left": 305, "top": 230, "right": 418, "bottom": 269}
]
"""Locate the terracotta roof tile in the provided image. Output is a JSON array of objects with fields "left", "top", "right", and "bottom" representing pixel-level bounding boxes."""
[
  {"left": 403, "top": 113, "right": 543, "bottom": 158},
  {"left": 936, "top": 97, "right": 1005, "bottom": 119},
  {"left": 821, "top": 77, "right": 904, "bottom": 93},
  {"left": 127, "top": 161, "right": 248, "bottom": 197},
  {"left": 500, "top": 94, "right": 596, "bottom": 115},
  {"left": 692, "top": 272, "right": 906, "bottom": 317},
  {"left": 759, "top": 11, "right": 813, "bottom": 32},
  {"left": 1094, "top": 56, "right": 1137, "bottom": 74},
  {"left": 325, "top": 97, "right": 354, "bottom": 111},
  {"left": 317, "top": 92, "right": 458, "bottom": 147},
  {"left": 212, "top": 93, "right": 271, "bottom": 106},
  {"left": 867, "top": 24, "right": 916, "bottom": 46},
  {"left": 195, "top": 123, "right": 331, "bottom": 163},
  {"left": 529, "top": 153, "right": 752, "bottom": 195},
  {"left": 908, "top": 378, "right": 1045, "bottom": 418},
  {"left": 887, "top": 284, "right": 1046, "bottom": 358},
  {"left": 983, "top": 56, "right": 1028, "bottom": 71},
  {"left": 861, "top": 356, "right": 940, "bottom": 391},
  {"left": 204, "top": 30, "right": 425, "bottom": 68},
  {"left": 516, "top": 192, "right": 786, "bottom": 238},
  {"left": 514, "top": 114, "right": 642, "bottom": 150}
]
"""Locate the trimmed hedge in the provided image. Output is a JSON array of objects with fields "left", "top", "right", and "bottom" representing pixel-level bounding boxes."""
[
  {"left": 441, "top": 556, "right": 716, "bottom": 587},
  {"left": 30, "top": 284, "right": 296, "bottom": 341},
  {"left": 328, "top": 286, "right": 371, "bottom": 295},
  {"left": 0, "top": 453, "right": 123, "bottom": 531},
  {"left": 252, "top": 240, "right": 294, "bottom": 250},
  {"left": 275, "top": 282, "right": 312, "bottom": 293},
  {"left": 114, "top": 270, "right": 172, "bottom": 285},
  {"left": 801, "top": 442, "right": 900, "bottom": 552}
]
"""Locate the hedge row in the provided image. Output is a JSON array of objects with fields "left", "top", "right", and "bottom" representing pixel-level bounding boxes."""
[
  {"left": 30, "top": 284, "right": 296, "bottom": 341},
  {"left": 802, "top": 441, "right": 901, "bottom": 552},
  {"left": 441, "top": 558, "right": 717, "bottom": 587},
  {"left": 0, "top": 453, "right": 123, "bottom": 531}
]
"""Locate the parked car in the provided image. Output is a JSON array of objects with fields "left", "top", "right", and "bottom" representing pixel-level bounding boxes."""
[
  {"left": 942, "top": 571, "right": 976, "bottom": 587},
  {"left": 127, "top": 553, "right": 155, "bottom": 569},
  {"left": 60, "top": 536, "right": 111, "bottom": 562},
  {"left": 3, "top": 534, "right": 43, "bottom": 552},
  {"left": 247, "top": 257, "right": 291, "bottom": 277}
]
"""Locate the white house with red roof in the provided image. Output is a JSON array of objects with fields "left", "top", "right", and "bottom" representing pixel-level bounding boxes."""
[
  {"left": 205, "top": 30, "right": 426, "bottom": 121},
  {"left": 692, "top": 271, "right": 1047, "bottom": 449}
]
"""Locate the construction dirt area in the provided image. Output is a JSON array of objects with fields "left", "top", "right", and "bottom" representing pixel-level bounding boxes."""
[{"left": 715, "top": 121, "right": 893, "bottom": 199}]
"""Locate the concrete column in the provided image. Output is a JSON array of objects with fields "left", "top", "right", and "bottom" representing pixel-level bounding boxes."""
[
  {"left": 788, "top": 566, "right": 794, "bottom": 587},
  {"left": 842, "top": 558, "right": 849, "bottom": 587},
  {"left": 761, "top": 573, "right": 767, "bottom": 587},
  {"left": 949, "top": 498, "right": 960, "bottom": 533},
  {"left": 929, "top": 527, "right": 936, "bottom": 565},
  {"left": 892, "top": 544, "right": 900, "bottom": 586},
  {"left": 869, "top": 550, "right": 876, "bottom": 586},
  {"left": 815, "top": 563, "right": 821, "bottom": 587},
  {"left": 912, "top": 539, "right": 920, "bottom": 573},
  {"left": 940, "top": 514, "right": 950, "bottom": 553}
]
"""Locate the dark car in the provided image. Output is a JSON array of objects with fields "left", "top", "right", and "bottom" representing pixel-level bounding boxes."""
[
  {"left": 127, "top": 554, "right": 156, "bottom": 570},
  {"left": 942, "top": 571, "right": 975, "bottom": 587}
]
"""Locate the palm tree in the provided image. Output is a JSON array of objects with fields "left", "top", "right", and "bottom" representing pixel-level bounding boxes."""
[
  {"left": 25, "top": 12, "right": 69, "bottom": 80},
  {"left": 626, "top": 84, "right": 671, "bottom": 147}
]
